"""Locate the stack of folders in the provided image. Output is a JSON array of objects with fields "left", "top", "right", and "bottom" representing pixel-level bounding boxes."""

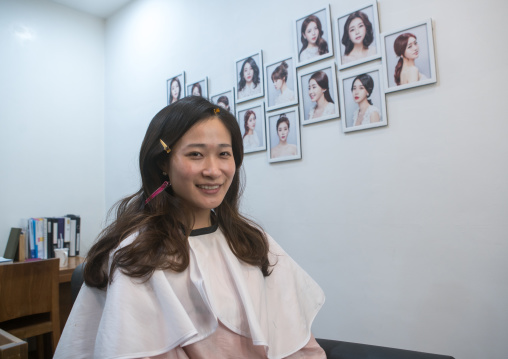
[{"left": 9, "top": 215, "right": 81, "bottom": 261}]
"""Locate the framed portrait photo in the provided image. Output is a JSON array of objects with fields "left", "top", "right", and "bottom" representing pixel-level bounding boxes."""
[
  {"left": 267, "top": 107, "right": 302, "bottom": 163},
  {"left": 295, "top": 6, "right": 334, "bottom": 68},
  {"left": 235, "top": 51, "right": 264, "bottom": 104},
  {"left": 210, "top": 89, "right": 235, "bottom": 114},
  {"left": 166, "top": 72, "right": 185, "bottom": 105},
  {"left": 298, "top": 60, "right": 340, "bottom": 125},
  {"left": 336, "top": 1, "right": 381, "bottom": 70},
  {"left": 186, "top": 77, "right": 208, "bottom": 99},
  {"left": 237, "top": 101, "right": 266, "bottom": 154},
  {"left": 381, "top": 19, "right": 437, "bottom": 93},
  {"left": 339, "top": 65, "right": 387, "bottom": 133},
  {"left": 265, "top": 57, "right": 298, "bottom": 112}
]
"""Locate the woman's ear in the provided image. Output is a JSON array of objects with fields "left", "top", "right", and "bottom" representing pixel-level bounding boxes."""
[{"left": 156, "top": 157, "right": 169, "bottom": 175}]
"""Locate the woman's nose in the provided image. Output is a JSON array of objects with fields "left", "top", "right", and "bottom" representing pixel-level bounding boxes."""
[{"left": 202, "top": 157, "right": 221, "bottom": 177}]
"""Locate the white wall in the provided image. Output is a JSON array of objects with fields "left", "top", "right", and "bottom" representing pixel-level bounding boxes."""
[
  {"left": 0, "top": 0, "right": 105, "bottom": 255},
  {"left": 103, "top": 0, "right": 508, "bottom": 358}
]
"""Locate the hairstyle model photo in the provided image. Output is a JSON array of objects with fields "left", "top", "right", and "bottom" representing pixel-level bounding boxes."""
[
  {"left": 211, "top": 89, "right": 235, "bottom": 114},
  {"left": 298, "top": 61, "right": 340, "bottom": 125},
  {"left": 186, "top": 78, "right": 209, "bottom": 99},
  {"left": 166, "top": 72, "right": 186, "bottom": 105},
  {"left": 267, "top": 107, "right": 302, "bottom": 163},
  {"left": 235, "top": 52, "right": 264, "bottom": 103},
  {"left": 336, "top": 1, "right": 381, "bottom": 70},
  {"left": 295, "top": 6, "right": 333, "bottom": 68},
  {"left": 339, "top": 65, "right": 387, "bottom": 132},
  {"left": 265, "top": 57, "right": 298, "bottom": 112},
  {"left": 381, "top": 19, "right": 437, "bottom": 93},
  {"left": 236, "top": 101, "right": 266, "bottom": 154}
]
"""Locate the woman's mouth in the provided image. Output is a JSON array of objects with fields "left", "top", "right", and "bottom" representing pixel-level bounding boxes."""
[{"left": 197, "top": 184, "right": 221, "bottom": 194}]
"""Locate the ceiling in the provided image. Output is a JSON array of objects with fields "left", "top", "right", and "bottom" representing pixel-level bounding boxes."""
[{"left": 50, "top": 0, "right": 133, "bottom": 18}]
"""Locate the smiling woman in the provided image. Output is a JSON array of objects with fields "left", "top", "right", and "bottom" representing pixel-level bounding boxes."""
[{"left": 54, "top": 96, "right": 325, "bottom": 359}]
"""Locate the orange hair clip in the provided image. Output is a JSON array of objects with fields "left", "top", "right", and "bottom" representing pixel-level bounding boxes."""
[{"left": 160, "top": 139, "right": 171, "bottom": 153}]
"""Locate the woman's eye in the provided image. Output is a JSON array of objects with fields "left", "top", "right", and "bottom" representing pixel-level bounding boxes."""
[
  {"left": 220, "top": 152, "right": 232, "bottom": 157},
  {"left": 187, "top": 152, "right": 202, "bottom": 157}
]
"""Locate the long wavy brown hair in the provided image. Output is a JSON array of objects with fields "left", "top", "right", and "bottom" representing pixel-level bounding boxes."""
[{"left": 84, "top": 96, "right": 272, "bottom": 289}]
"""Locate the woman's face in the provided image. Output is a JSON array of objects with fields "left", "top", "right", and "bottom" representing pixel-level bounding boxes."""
[
  {"left": 218, "top": 102, "right": 228, "bottom": 110},
  {"left": 303, "top": 21, "right": 319, "bottom": 45},
  {"left": 348, "top": 17, "right": 366, "bottom": 45},
  {"left": 352, "top": 79, "right": 368, "bottom": 104},
  {"left": 192, "top": 86, "right": 201, "bottom": 96},
  {"left": 247, "top": 113, "right": 256, "bottom": 131},
  {"left": 243, "top": 62, "right": 254, "bottom": 84},
  {"left": 167, "top": 117, "right": 236, "bottom": 217},
  {"left": 404, "top": 37, "right": 419, "bottom": 59},
  {"left": 171, "top": 81, "right": 180, "bottom": 100},
  {"left": 273, "top": 78, "right": 283, "bottom": 91},
  {"left": 308, "top": 78, "right": 325, "bottom": 102},
  {"left": 277, "top": 122, "right": 289, "bottom": 142}
]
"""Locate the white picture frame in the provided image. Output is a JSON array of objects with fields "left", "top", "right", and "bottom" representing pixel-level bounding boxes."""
[
  {"left": 186, "top": 77, "right": 208, "bottom": 99},
  {"left": 295, "top": 6, "right": 334, "bottom": 68},
  {"left": 339, "top": 65, "right": 387, "bottom": 132},
  {"left": 210, "top": 89, "right": 235, "bottom": 114},
  {"left": 267, "top": 107, "right": 302, "bottom": 163},
  {"left": 298, "top": 60, "right": 340, "bottom": 125},
  {"left": 336, "top": 1, "right": 381, "bottom": 70},
  {"left": 166, "top": 72, "right": 185, "bottom": 105},
  {"left": 265, "top": 56, "right": 298, "bottom": 112},
  {"left": 237, "top": 101, "right": 266, "bottom": 154},
  {"left": 235, "top": 51, "right": 264, "bottom": 104},
  {"left": 381, "top": 19, "right": 437, "bottom": 93}
]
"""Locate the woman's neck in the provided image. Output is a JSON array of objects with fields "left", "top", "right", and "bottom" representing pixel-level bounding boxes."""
[
  {"left": 307, "top": 42, "right": 318, "bottom": 49},
  {"left": 358, "top": 100, "right": 370, "bottom": 113},
  {"left": 280, "top": 82, "right": 288, "bottom": 93},
  {"left": 247, "top": 128, "right": 254, "bottom": 135},
  {"left": 403, "top": 57, "right": 415, "bottom": 67},
  {"left": 316, "top": 95, "right": 329, "bottom": 109},
  {"left": 192, "top": 210, "right": 212, "bottom": 229}
]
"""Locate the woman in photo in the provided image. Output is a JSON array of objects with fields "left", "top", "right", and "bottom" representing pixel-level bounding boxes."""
[
  {"left": 393, "top": 32, "right": 428, "bottom": 85},
  {"left": 242, "top": 109, "right": 260, "bottom": 149},
  {"left": 217, "top": 95, "right": 230, "bottom": 111},
  {"left": 271, "top": 61, "right": 295, "bottom": 105},
  {"left": 271, "top": 114, "right": 297, "bottom": 158},
  {"left": 308, "top": 71, "right": 336, "bottom": 120},
  {"left": 350, "top": 73, "right": 380, "bottom": 126},
  {"left": 169, "top": 77, "right": 181, "bottom": 104},
  {"left": 55, "top": 96, "right": 325, "bottom": 358},
  {"left": 341, "top": 11, "right": 376, "bottom": 64},
  {"left": 238, "top": 57, "right": 261, "bottom": 99},
  {"left": 191, "top": 83, "right": 202, "bottom": 97},
  {"left": 299, "top": 14, "right": 329, "bottom": 62}
]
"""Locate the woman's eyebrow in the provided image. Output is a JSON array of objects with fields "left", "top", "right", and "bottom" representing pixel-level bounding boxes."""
[{"left": 184, "top": 143, "right": 232, "bottom": 148}]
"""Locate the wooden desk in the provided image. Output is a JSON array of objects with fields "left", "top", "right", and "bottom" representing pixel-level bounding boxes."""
[{"left": 58, "top": 256, "right": 85, "bottom": 333}]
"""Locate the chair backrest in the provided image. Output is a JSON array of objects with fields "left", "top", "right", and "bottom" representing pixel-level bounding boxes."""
[
  {"left": 71, "top": 262, "right": 85, "bottom": 304},
  {"left": 0, "top": 259, "right": 60, "bottom": 322}
]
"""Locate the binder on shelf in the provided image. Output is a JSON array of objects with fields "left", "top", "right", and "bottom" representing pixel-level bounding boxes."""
[
  {"left": 18, "top": 230, "right": 26, "bottom": 262},
  {"left": 4, "top": 228, "right": 21, "bottom": 261},
  {"left": 66, "top": 214, "right": 81, "bottom": 257}
]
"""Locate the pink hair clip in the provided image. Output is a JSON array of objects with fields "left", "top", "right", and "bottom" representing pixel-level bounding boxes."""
[{"left": 145, "top": 181, "right": 170, "bottom": 205}]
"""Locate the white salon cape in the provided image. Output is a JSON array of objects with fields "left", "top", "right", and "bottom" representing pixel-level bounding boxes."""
[{"left": 54, "top": 224, "right": 325, "bottom": 359}]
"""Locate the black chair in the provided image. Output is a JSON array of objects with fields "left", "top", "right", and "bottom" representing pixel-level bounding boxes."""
[
  {"left": 70, "top": 264, "right": 454, "bottom": 359},
  {"left": 315, "top": 338, "right": 454, "bottom": 359}
]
